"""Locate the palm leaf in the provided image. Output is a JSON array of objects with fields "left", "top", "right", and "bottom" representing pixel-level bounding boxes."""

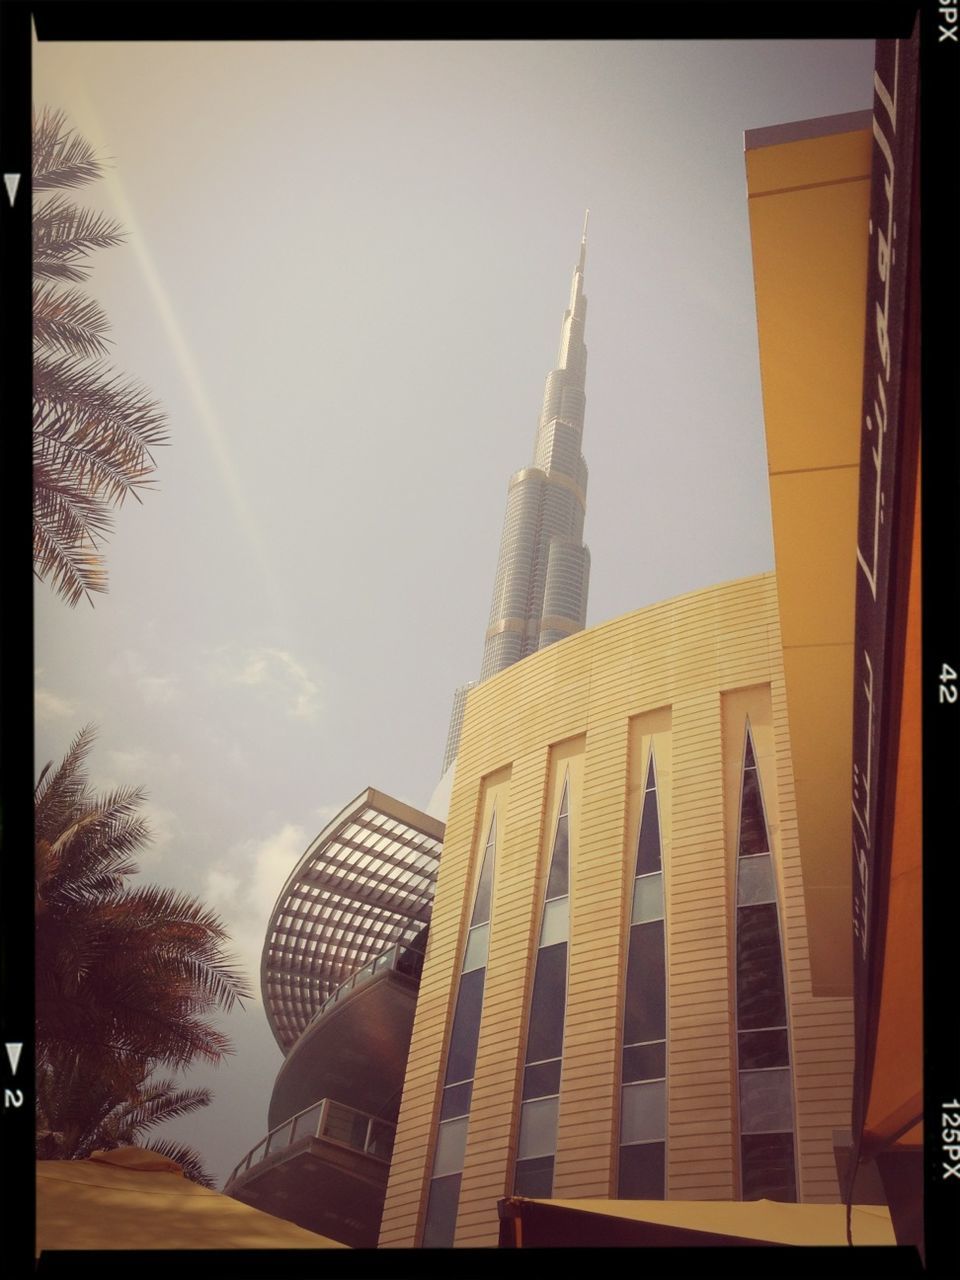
[
  {"left": 33, "top": 195, "right": 125, "bottom": 280},
  {"left": 33, "top": 107, "right": 109, "bottom": 191},
  {"left": 32, "top": 504, "right": 109, "bottom": 607},
  {"left": 35, "top": 352, "right": 169, "bottom": 453},
  {"left": 143, "top": 1140, "right": 216, "bottom": 1189},
  {"left": 34, "top": 282, "right": 112, "bottom": 358}
]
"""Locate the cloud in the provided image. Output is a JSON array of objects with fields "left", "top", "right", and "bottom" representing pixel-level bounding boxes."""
[
  {"left": 212, "top": 647, "right": 322, "bottom": 722},
  {"left": 35, "top": 686, "right": 76, "bottom": 723},
  {"left": 203, "top": 822, "right": 310, "bottom": 1000},
  {"left": 137, "top": 674, "right": 182, "bottom": 706}
]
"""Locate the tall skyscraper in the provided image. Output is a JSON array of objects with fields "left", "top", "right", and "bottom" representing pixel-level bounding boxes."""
[{"left": 441, "top": 215, "right": 592, "bottom": 772}]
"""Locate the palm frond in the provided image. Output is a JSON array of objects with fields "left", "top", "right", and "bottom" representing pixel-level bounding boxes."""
[
  {"left": 34, "top": 724, "right": 97, "bottom": 813},
  {"left": 143, "top": 1140, "right": 216, "bottom": 1189},
  {"left": 35, "top": 352, "right": 169, "bottom": 454},
  {"left": 33, "top": 195, "right": 125, "bottom": 280},
  {"left": 110, "top": 1078, "right": 212, "bottom": 1133},
  {"left": 32, "top": 505, "right": 108, "bottom": 608},
  {"left": 33, "top": 108, "right": 109, "bottom": 191},
  {"left": 34, "top": 282, "right": 112, "bottom": 359}
]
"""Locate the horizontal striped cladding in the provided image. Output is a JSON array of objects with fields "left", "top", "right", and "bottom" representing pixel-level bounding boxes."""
[{"left": 391, "top": 573, "right": 853, "bottom": 1238}]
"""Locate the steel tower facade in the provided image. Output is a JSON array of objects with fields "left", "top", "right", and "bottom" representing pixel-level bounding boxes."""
[{"left": 442, "top": 217, "right": 592, "bottom": 771}]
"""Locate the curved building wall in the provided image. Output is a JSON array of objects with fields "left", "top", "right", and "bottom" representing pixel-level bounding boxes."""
[{"left": 381, "top": 573, "right": 854, "bottom": 1247}]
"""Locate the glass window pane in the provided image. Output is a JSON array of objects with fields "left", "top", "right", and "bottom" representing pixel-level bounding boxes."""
[
  {"left": 517, "top": 1095, "right": 559, "bottom": 1161},
  {"left": 738, "top": 1028, "right": 789, "bottom": 1070},
  {"left": 322, "top": 1102, "right": 367, "bottom": 1150},
  {"left": 525, "top": 942, "right": 567, "bottom": 1064},
  {"left": 623, "top": 920, "right": 666, "bottom": 1046},
  {"left": 445, "top": 966, "right": 486, "bottom": 1085},
  {"left": 539, "top": 894, "right": 569, "bottom": 946},
  {"left": 422, "top": 1172, "right": 462, "bottom": 1247},
  {"left": 736, "top": 903, "right": 787, "bottom": 1030},
  {"left": 737, "top": 853, "right": 776, "bottom": 905},
  {"left": 620, "top": 1079, "right": 666, "bottom": 1145},
  {"left": 462, "top": 921, "right": 489, "bottom": 973},
  {"left": 397, "top": 939, "right": 425, "bottom": 980},
  {"left": 523, "top": 1058, "right": 562, "bottom": 1100},
  {"left": 740, "top": 1067, "right": 794, "bottom": 1134},
  {"left": 622, "top": 1040, "right": 666, "bottom": 1084},
  {"left": 738, "top": 766, "right": 769, "bottom": 855},
  {"left": 469, "top": 818, "right": 496, "bottom": 927},
  {"left": 268, "top": 1119, "right": 294, "bottom": 1155},
  {"left": 618, "top": 1140, "right": 665, "bottom": 1200},
  {"left": 433, "top": 1115, "right": 468, "bottom": 1177},
  {"left": 632, "top": 872, "right": 664, "bottom": 923},
  {"left": 514, "top": 1155, "right": 554, "bottom": 1198},
  {"left": 291, "top": 1103, "right": 324, "bottom": 1142},
  {"left": 635, "top": 787, "right": 662, "bottom": 876},
  {"left": 741, "top": 1131, "right": 797, "bottom": 1202},
  {"left": 546, "top": 812, "right": 570, "bottom": 899},
  {"left": 440, "top": 1080, "right": 473, "bottom": 1121}
]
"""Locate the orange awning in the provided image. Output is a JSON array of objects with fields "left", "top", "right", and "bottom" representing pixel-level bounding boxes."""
[
  {"left": 497, "top": 1196, "right": 896, "bottom": 1248},
  {"left": 36, "top": 1146, "right": 348, "bottom": 1254}
]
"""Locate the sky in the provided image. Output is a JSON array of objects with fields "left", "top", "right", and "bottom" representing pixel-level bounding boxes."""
[{"left": 33, "top": 36, "right": 876, "bottom": 1188}]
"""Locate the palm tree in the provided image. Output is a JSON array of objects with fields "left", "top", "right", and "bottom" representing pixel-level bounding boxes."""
[
  {"left": 33, "top": 107, "right": 169, "bottom": 608},
  {"left": 37, "top": 1061, "right": 217, "bottom": 1187},
  {"left": 35, "top": 725, "right": 252, "bottom": 1183}
]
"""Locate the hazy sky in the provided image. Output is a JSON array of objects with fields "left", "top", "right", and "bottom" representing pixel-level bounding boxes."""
[{"left": 34, "top": 37, "right": 875, "bottom": 1188}]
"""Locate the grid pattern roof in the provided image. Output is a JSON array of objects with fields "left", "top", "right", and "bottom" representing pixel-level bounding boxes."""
[{"left": 261, "top": 788, "right": 444, "bottom": 1052}]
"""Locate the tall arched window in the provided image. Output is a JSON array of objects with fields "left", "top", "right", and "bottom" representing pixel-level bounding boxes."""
[
  {"left": 618, "top": 749, "right": 667, "bottom": 1197},
  {"left": 421, "top": 813, "right": 497, "bottom": 1246},
  {"left": 513, "top": 777, "right": 571, "bottom": 1197},
  {"left": 734, "top": 724, "right": 797, "bottom": 1201}
]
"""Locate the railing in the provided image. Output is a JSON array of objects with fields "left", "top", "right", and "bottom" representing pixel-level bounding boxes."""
[
  {"left": 306, "top": 936, "right": 425, "bottom": 1028},
  {"left": 228, "top": 1098, "right": 396, "bottom": 1186}
]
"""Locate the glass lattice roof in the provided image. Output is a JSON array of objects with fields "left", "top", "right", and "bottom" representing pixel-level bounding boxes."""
[{"left": 261, "top": 788, "right": 444, "bottom": 1052}]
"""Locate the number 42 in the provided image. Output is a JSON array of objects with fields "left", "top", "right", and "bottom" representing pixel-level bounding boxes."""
[{"left": 940, "top": 664, "right": 958, "bottom": 704}]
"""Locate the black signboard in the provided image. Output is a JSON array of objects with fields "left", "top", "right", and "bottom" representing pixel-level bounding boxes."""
[{"left": 848, "top": 27, "right": 921, "bottom": 1190}]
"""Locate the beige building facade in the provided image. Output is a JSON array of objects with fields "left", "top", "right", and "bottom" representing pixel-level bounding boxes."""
[{"left": 380, "top": 572, "right": 854, "bottom": 1247}]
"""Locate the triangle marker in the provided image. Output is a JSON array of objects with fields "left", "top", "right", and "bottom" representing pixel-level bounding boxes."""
[
  {"left": 3, "top": 173, "right": 21, "bottom": 206},
  {"left": 5, "top": 1042, "right": 22, "bottom": 1074}
]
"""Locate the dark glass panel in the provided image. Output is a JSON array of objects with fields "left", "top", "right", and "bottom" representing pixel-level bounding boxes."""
[
  {"left": 622, "top": 1039, "right": 666, "bottom": 1083},
  {"left": 421, "top": 1172, "right": 462, "bottom": 1248},
  {"left": 525, "top": 942, "right": 567, "bottom": 1065},
  {"left": 470, "top": 818, "right": 496, "bottom": 927},
  {"left": 738, "top": 1028, "right": 789, "bottom": 1070},
  {"left": 397, "top": 942, "right": 425, "bottom": 980},
  {"left": 645, "top": 753, "right": 656, "bottom": 791},
  {"left": 635, "top": 785, "right": 662, "bottom": 876},
  {"left": 623, "top": 920, "right": 666, "bottom": 1046},
  {"left": 741, "top": 1131, "right": 797, "bottom": 1202},
  {"left": 445, "top": 966, "right": 486, "bottom": 1085},
  {"left": 744, "top": 731, "right": 757, "bottom": 771},
  {"left": 736, "top": 903, "right": 787, "bottom": 1030},
  {"left": 514, "top": 1155, "right": 555, "bottom": 1198},
  {"left": 523, "top": 1057, "right": 562, "bottom": 1100},
  {"left": 545, "top": 813, "right": 570, "bottom": 900},
  {"left": 440, "top": 1079, "right": 473, "bottom": 1120},
  {"left": 618, "top": 1142, "right": 665, "bottom": 1200},
  {"left": 738, "top": 767, "right": 769, "bottom": 855}
]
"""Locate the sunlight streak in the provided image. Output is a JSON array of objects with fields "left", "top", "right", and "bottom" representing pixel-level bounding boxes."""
[{"left": 67, "top": 89, "right": 284, "bottom": 619}]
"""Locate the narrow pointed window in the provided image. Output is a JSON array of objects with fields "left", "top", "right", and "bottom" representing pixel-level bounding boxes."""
[
  {"left": 618, "top": 750, "right": 667, "bottom": 1198},
  {"left": 421, "top": 813, "right": 497, "bottom": 1247},
  {"left": 514, "top": 778, "right": 571, "bottom": 1197},
  {"left": 735, "top": 724, "right": 796, "bottom": 1201}
]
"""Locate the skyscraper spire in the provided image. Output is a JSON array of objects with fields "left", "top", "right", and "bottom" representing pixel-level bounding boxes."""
[{"left": 442, "top": 220, "right": 593, "bottom": 772}]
